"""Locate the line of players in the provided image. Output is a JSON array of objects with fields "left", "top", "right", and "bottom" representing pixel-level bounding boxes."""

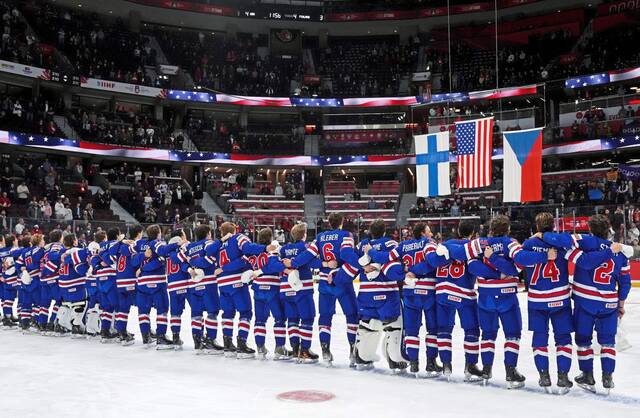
[{"left": 0, "top": 212, "right": 632, "bottom": 394}]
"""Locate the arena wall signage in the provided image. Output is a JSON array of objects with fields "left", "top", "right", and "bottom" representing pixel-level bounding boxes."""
[{"left": 125, "top": 0, "right": 539, "bottom": 22}]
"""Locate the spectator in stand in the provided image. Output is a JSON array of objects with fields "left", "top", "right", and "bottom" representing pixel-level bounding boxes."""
[
  {"left": 62, "top": 204, "right": 73, "bottom": 221},
  {"left": 367, "top": 197, "right": 377, "bottom": 210},
  {"left": 14, "top": 217, "right": 25, "bottom": 235},
  {"left": 193, "top": 185, "right": 203, "bottom": 207},
  {"left": 41, "top": 198, "right": 52, "bottom": 220},
  {"left": 73, "top": 202, "right": 82, "bottom": 219},
  {"left": 274, "top": 183, "right": 283, "bottom": 196},
  {"left": 16, "top": 181, "right": 29, "bottom": 205},
  {"left": 72, "top": 161, "right": 84, "bottom": 181},
  {"left": 85, "top": 203, "right": 94, "bottom": 220},
  {"left": 627, "top": 222, "right": 640, "bottom": 244},
  {"left": 0, "top": 191, "right": 11, "bottom": 208}
]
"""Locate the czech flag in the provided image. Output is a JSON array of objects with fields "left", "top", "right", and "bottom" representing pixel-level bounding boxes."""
[{"left": 502, "top": 127, "right": 543, "bottom": 203}]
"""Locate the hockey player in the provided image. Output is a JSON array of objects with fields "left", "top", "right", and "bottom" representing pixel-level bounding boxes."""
[
  {"left": 446, "top": 215, "right": 526, "bottom": 388},
  {"left": 183, "top": 225, "right": 240, "bottom": 354},
  {"left": 353, "top": 219, "right": 406, "bottom": 372},
  {"left": 209, "top": 222, "right": 270, "bottom": 358},
  {"left": 288, "top": 212, "right": 360, "bottom": 365},
  {"left": 18, "top": 234, "right": 44, "bottom": 332},
  {"left": 111, "top": 225, "right": 141, "bottom": 345},
  {"left": 166, "top": 229, "right": 190, "bottom": 350},
  {"left": 242, "top": 227, "right": 295, "bottom": 360},
  {"left": 537, "top": 214, "right": 631, "bottom": 393},
  {"left": 367, "top": 222, "right": 443, "bottom": 376},
  {"left": 59, "top": 233, "right": 91, "bottom": 337},
  {"left": 96, "top": 228, "right": 120, "bottom": 342},
  {"left": 134, "top": 224, "right": 182, "bottom": 349},
  {"left": 1, "top": 235, "right": 20, "bottom": 327},
  {"left": 516, "top": 213, "right": 620, "bottom": 393},
  {"left": 412, "top": 220, "right": 485, "bottom": 381},
  {"left": 280, "top": 223, "right": 322, "bottom": 363},
  {"left": 39, "top": 229, "right": 65, "bottom": 334},
  {"left": 84, "top": 235, "right": 107, "bottom": 338}
]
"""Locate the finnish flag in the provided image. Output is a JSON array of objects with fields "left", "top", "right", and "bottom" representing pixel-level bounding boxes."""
[{"left": 415, "top": 132, "right": 451, "bottom": 197}]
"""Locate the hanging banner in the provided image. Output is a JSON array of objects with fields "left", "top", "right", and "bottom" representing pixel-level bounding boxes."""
[
  {"left": 619, "top": 164, "right": 640, "bottom": 180},
  {"left": 0, "top": 60, "right": 51, "bottom": 80},
  {"left": 80, "top": 77, "right": 167, "bottom": 98}
]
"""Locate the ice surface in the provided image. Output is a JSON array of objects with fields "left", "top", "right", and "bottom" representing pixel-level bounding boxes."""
[{"left": 2, "top": 291, "right": 640, "bottom": 418}]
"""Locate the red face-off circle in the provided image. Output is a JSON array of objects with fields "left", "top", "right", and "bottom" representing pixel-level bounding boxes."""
[{"left": 277, "top": 390, "right": 336, "bottom": 403}]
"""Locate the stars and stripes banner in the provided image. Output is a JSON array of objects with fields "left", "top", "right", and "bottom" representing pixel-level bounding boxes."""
[
  {"left": 565, "top": 66, "right": 640, "bottom": 88},
  {"left": 455, "top": 117, "right": 494, "bottom": 189},
  {"left": 502, "top": 127, "right": 543, "bottom": 203},
  {"left": 415, "top": 132, "right": 451, "bottom": 197},
  {"left": 3, "top": 130, "right": 640, "bottom": 168}
]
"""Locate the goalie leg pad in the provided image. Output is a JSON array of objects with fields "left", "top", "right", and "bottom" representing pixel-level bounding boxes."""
[
  {"left": 65, "top": 301, "right": 87, "bottom": 327},
  {"left": 383, "top": 317, "right": 405, "bottom": 364},
  {"left": 86, "top": 307, "right": 101, "bottom": 335},
  {"left": 56, "top": 305, "right": 72, "bottom": 331},
  {"left": 356, "top": 319, "right": 383, "bottom": 362}
]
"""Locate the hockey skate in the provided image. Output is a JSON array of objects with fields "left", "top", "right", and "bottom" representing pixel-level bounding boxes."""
[
  {"left": 556, "top": 372, "right": 573, "bottom": 395},
  {"left": 141, "top": 333, "right": 154, "bottom": 348},
  {"left": 297, "top": 348, "right": 319, "bottom": 364},
  {"left": 463, "top": 363, "right": 483, "bottom": 382},
  {"left": 424, "top": 358, "right": 443, "bottom": 378},
  {"left": 538, "top": 370, "right": 552, "bottom": 394},
  {"left": 2, "top": 317, "right": 16, "bottom": 328},
  {"left": 223, "top": 335, "right": 237, "bottom": 357},
  {"left": 321, "top": 342, "right": 333, "bottom": 366},
  {"left": 602, "top": 373, "right": 615, "bottom": 395},
  {"left": 43, "top": 322, "right": 55, "bottom": 336},
  {"left": 388, "top": 358, "right": 407, "bottom": 375},
  {"left": 442, "top": 362, "right": 453, "bottom": 381},
  {"left": 256, "top": 345, "right": 268, "bottom": 360},
  {"left": 118, "top": 331, "right": 135, "bottom": 346},
  {"left": 273, "top": 345, "right": 292, "bottom": 361},
  {"left": 506, "top": 366, "right": 526, "bottom": 389},
  {"left": 100, "top": 329, "right": 118, "bottom": 344},
  {"left": 481, "top": 364, "right": 492, "bottom": 386},
  {"left": 71, "top": 325, "right": 86, "bottom": 339},
  {"left": 172, "top": 334, "right": 183, "bottom": 351},
  {"left": 236, "top": 337, "right": 256, "bottom": 359},
  {"left": 156, "top": 334, "right": 175, "bottom": 350},
  {"left": 575, "top": 371, "right": 596, "bottom": 393},
  {"left": 288, "top": 343, "right": 300, "bottom": 359},
  {"left": 203, "top": 338, "right": 224, "bottom": 355},
  {"left": 349, "top": 343, "right": 357, "bottom": 368},
  {"left": 53, "top": 323, "right": 69, "bottom": 337},
  {"left": 193, "top": 335, "right": 205, "bottom": 354},
  {"left": 409, "top": 360, "right": 420, "bottom": 377}
]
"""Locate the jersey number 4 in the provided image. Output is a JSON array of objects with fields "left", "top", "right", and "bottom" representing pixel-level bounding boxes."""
[
  {"left": 219, "top": 249, "right": 230, "bottom": 266},
  {"left": 530, "top": 261, "right": 560, "bottom": 286}
]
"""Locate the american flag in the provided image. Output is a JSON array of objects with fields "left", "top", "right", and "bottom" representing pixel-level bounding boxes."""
[{"left": 455, "top": 117, "right": 494, "bottom": 189}]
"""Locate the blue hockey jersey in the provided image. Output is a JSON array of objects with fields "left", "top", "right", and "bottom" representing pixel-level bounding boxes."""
[
  {"left": 279, "top": 240, "right": 321, "bottom": 296},
  {"left": 210, "top": 233, "right": 265, "bottom": 291},
  {"left": 542, "top": 232, "right": 631, "bottom": 314},
  {"left": 291, "top": 229, "right": 360, "bottom": 293}
]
